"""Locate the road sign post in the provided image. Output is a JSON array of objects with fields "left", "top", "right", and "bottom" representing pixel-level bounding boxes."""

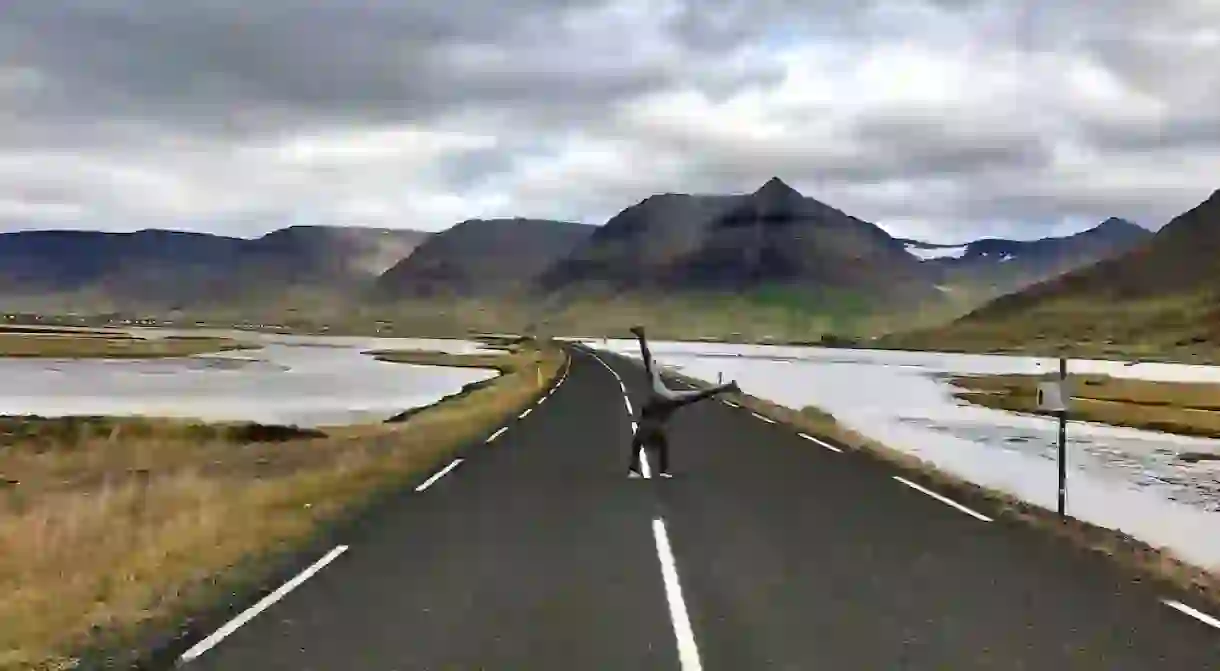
[
  {"left": 1057, "top": 356, "right": 1067, "bottom": 519},
  {"left": 1036, "top": 357, "right": 1069, "bottom": 518}
]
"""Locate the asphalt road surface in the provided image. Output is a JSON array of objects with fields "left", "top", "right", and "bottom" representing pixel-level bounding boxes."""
[{"left": 173, "top": 345, "right": 1220, "bottom": 670}]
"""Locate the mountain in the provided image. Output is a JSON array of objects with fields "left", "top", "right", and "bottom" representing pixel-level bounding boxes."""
[
  {"left": 537, "top": 177, "right": 940, "bottom": 309},
  {"left": 897, "top": 217, "right": 1151, "bottom": 300},
  {"left": 240, "top": 225, "right": 429, "bottom": 288},
  {"left": 0, "top": 225, "right": 429, "bottom": 312},
  {"left": 885, "top": 189, "right": 1220, "bottom": 355},
  {"left": 373, "top": 218, "right": 595, "bottom": 299}
]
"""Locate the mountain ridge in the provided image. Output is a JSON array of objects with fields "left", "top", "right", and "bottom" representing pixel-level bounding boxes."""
[
  {"left": 0, "top": 180, "right": 1174, "bottom": 342},
  {"left": 882, "top": 188, "right": 1220, "bottom": 357}
]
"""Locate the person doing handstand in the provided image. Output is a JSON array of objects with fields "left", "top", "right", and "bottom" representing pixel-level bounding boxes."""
[{"left": 627, "top": 325, "right": 738, "bottom": 478}]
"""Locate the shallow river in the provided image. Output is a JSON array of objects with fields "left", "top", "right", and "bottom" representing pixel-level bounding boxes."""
[{"left": 0, "top": 330, "right": 500, "bottom": 427}]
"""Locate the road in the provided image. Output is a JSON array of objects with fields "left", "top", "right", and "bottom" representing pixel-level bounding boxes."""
[{"left": 170, "top": 345, "right": 1220, "bottom": 669}]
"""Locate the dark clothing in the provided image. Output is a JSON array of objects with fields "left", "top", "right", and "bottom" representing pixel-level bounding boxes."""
[
  {"left": 628, "top": 423, "right": 668, "bottom": 474},
  {"left": 627, "top": 330, "right": 733, "bottom": 474}
]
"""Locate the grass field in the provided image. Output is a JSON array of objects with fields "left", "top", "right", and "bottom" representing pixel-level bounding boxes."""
[
  {"left": 948, "top": 372, "right": 1220, "bottom": 443},
  {"left": 0, "top": 341, "right": 564, "bottom": 670}
]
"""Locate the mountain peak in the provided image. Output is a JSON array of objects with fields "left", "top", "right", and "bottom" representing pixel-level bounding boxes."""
[
  {"left": 1083, "top": 217, "right": 1147, "bottom": 239},
  {"left": 1096, "top": 217, "right": 1139, "bottom": 230},
  {"left": 754, "top": 176, "right": 801, "bottom": 198}
]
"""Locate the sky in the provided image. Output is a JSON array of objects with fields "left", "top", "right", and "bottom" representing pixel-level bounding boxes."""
[{"left": 1, "top": 0, "right": 1218, "bottom": 243}]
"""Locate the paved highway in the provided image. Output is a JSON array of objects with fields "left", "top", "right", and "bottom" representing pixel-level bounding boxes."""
[{"left": 169, "top": 345, "right": 1220, "bottom": 669}]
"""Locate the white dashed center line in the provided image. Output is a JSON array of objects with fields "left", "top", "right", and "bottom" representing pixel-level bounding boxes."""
[
  {"left": 751, "top": 412, "right": 776, "bottom": 424},
  {"left": 893, "top": 476, "right": 992, "bottom": 522},
  {"left": 653, "top": 518, "right": 702, "bottom": 671},
  {"left": 799, "top": 433, "right": 843, "bottom": 453},
  {"left": 587, "top": 349, "right": 651, "bottom": 479},
  {"left": 415, "top": 459, "right": 464, "bottom": 492}
]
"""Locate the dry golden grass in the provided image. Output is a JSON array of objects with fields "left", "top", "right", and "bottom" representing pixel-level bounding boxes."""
[
  {"left": 0, "top": 341, "right": 565, "bottom": 669},
  {"left": 949, "top": 373, "right": 1220, "bottom": 439},
  {"left": 646, "top": 361, "right": 1220, "bottom": 611},
  {"left": 0, "top": 333, "right": 249, "bottom": 358},
  {"left": 366, "top": 349, "right": 517, "bottom": 373}
]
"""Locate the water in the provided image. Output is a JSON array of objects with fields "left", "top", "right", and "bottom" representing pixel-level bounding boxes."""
[
  {"left": 583, "top": 339, "right": 1220, "bottom": 571},
  {"left": 0, "top": 331, "right": 503, "bottom": 427}
]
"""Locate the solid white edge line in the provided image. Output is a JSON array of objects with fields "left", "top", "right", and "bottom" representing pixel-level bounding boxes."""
[
  {"left": 178, "top": 545, "right": 349, "bottom": 664},
  {"left": 415, "top": 458, "right": 464, "bottom": 492},
  {"left": 519, "top": 408, "right": 532, "bottom": 418},
  {"left": 653, "top": 518, "right": 703, "bottom": 671},
  {"left": 750, "top": 412, "right": 775, "bottom": 424},
  {"left": 486, "top": 427, "right": 508, "bottom": 443},
  {"left": 1163, "top": 599, "right": 1220, "bottom": 630},
  {"left": 893, "top": 476, "right": 992, "bottom": 522},
  {"left": 724, "top": 400, "right": 739, "bottom": 408},
  {"left": 799, "top": 433, "right": 843, "bottom": 453}
]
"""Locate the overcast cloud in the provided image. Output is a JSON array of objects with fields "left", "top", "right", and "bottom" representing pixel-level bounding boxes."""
[{"left": 1, "top": 0, "right": 1217, "bottom": 241}]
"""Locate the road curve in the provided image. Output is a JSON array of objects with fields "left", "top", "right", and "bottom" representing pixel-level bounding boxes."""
[{"left": 169, "top": 345, "right": 1219, "bottom": 670}]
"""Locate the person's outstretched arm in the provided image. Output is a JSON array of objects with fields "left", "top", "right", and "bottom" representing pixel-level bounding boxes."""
[{"left": 664, "top": 381, "right": 739, "bottom": 407}]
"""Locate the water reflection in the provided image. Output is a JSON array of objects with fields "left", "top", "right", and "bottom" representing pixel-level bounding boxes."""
[{"left": 0, "top": 332, "right": 501, "bottom": 427}]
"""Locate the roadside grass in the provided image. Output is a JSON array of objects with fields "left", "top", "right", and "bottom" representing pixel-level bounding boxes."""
[
  {"left": 0, "top": 333, "right": 250, "bottom": 358},
  {"left": 0, "top": 326, "right": 127, "bottom": 337},
  {"left": 366, "top": 349, "right": 516, "bottom": 373},
  {"left": 949, "top": 373, "right": 1220, "bottom": 441},
  {"left": 0, "top": 341, "right": 564, "bottom": 670},
  {"left": 631, "top": 355, "right": 1220, "bottom": 612}
]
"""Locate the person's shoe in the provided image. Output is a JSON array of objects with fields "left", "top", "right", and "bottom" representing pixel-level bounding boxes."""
[
  {"left": 628, "top": 470, "right": 643, "bottom": 479},
  {"left": 659, "top": 471, "right": 673, "bottom": 478}
]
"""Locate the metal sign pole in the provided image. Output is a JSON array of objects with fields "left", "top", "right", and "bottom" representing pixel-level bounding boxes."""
[{"left": 1057, "top": 356, "right": 1067, "bottom": 519}]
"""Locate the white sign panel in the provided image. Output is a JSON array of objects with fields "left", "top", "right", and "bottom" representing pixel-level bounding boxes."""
[{"left": 1036, "top": 381, "right": 1068, "bottom": 412}]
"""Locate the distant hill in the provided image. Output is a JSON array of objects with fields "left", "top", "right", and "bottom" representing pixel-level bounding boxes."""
[
  {"left": 373, "top": 218, "right": 595, "bottom": 299},
  {"left": 538, "top": 177, "right": 941, "bottom": 312},
  {"left": 247, "top": 225, "right": 429, "bottom": 282},
  {"left": 897, "top": 217, "right": 1151, "bottom": 301},
  {"left": 0, "top": 225, "right": 428, "bottom": 312},
  {"left": 884, "top": 189, "right": 1220, "bottom": 357}
]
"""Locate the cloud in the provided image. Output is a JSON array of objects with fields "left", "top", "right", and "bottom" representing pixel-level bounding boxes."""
[{"left": 0, "top": 0, "right": 1217, "bottom": 241}]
